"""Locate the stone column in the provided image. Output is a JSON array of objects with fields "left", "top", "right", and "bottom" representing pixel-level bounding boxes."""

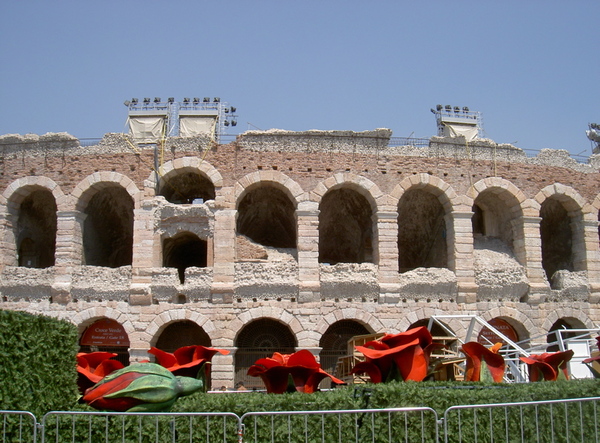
[
  {"left": 211, "top": 209, "right": 236, "bottom": 303},
  {"left": 52, "top": 210, "right": 85, "bottom": 303},
  {"left": 521, "top": 215, "right": 549, "bottom": 302},
  {"left": 296, "top": 201, "right": 320, "bottom": 302},
  {"left": 448, "top": 210, "right": 477, "bottom": 303},
  {"left": 581, "top": 218, "right": 600, "bottom": 302},
  {"left": 211, "top": 347, "right": 235, "bottom": 391},
  {"left": 375, "top": 209, "right": 399, "bottom": 303},
  {"left": 129, "top": 200, "right": 155, "bottom": 306}
]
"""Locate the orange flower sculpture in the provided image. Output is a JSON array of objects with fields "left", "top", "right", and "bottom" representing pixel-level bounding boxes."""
[
  {"left": 351, "top": 326, "right": 443, "bottom": 383},
  {"left": 248, "top": 349, "right": 344, "bottom": 393},
  {"left": 76, "top": 351, "right": 125, "bottom": 394},
  {"left": 149, "top": 345, "right": 230, "bottom": 380},
  {"left": 461, "top": 342, "right": 505, "bottom": 382},
  {"left": 520, "top": 350, "right": 574, "bottom": 381}
]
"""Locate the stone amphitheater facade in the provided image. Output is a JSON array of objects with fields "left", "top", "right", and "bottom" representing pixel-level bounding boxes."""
[{"left": 1, "top": 129, "right": 599, "bottom": 389}]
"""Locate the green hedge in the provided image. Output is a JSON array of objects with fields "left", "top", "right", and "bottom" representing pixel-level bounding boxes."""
[{"left": 0, "top": 309, "right": 79, "bottom": 417}]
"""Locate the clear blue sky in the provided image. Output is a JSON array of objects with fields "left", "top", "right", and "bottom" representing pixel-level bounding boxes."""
[{"left": 1, "top": 1, "right": 598, "bottom": 156}]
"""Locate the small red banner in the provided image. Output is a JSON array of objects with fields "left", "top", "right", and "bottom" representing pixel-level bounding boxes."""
[{"left": 80, "top": 319, "right": 130, "bottom": 347}]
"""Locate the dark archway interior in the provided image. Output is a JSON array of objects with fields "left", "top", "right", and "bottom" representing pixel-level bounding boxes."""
[
  {"left": 83, "top": 187, "right": 134, "bottom": 267},
  {"left": 319, "top": 188, "right": 372, "bottom": 264},
  {"left": 546, "top": 318, "right": 587, "bottom": 351},
  {"left": 163, "top": 232, "right": 207, "bottom": 284},
  {"left": 237, "top": 186, "right": 296, "bottom": 248},
  {"left": 235, "top": 318, "right": 297, "bottom": 389},
  {"left": 17, "top": 189, "right": 57, "bottom": 268},
  {"left": 155, "top": 320, "right": 211, "bottom": 352},
  {"left": 472, "top": 204, "right": 485, "bottom": 236},
  {"left": 540, "top": 198, "right": 573, "bottom": 282},
  {"left": 398, "top": 189, "right": 447, "bottom": 272},
  {"left": 159, "top": 172, "right": 215, "bottom": 204},
  {"left": 319, "top": 320, "right": 370, "bottom": 376}
]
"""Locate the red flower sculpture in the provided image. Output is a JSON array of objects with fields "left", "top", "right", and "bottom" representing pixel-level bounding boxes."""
[
  {"left": 248, "top": 350, "right": 344, "bottom": 393},
  {"left": 149, "top": 345, "right": 229, "bottom": 379},
  {"left": 76, "top": 351, "right": 125, "bottom": 394},
  {"left": 461, "top": 342, "right": 505, "bottom": 382},
  {"left": 520, "top": 350, "right": 574, "bottom": 381},
  {"left": 351, "top": 327, "right": 442, "bottom": 383}
]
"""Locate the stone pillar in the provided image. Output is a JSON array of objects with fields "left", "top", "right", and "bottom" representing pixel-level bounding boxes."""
[
  {"left": 0, "top": 203, "right": 16, "bottom": 269},
  {"left": 296, "top": 201, "right": 320, "bottom": 302},
  {"left": 581, "top": 218, "right": 600, "bottom": 302},
  {"left": 52, "top": 210, "right": 85, "bottom": 304},
  {"left": 375, "top": 209, "right": 399, "bottom": 303},
  {"left": 448, "top": 210, "right": 477, "bottom": 303},
  {"left": 129, "top": 201, "right": 155, "bottom": 305},
  {"left": 211, "top": 347, "right": 235, "bottom": 390},
  {"left": 521, "top": 215, "right": 549, "bottom": 302},
  {"left": 211, "top": 209, "right": 236, "bottom": 303}
]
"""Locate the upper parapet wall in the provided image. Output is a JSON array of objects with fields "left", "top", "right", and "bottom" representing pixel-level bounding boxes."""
[{"left": 2, "top": 130, "right": 599, "bottom": 173}]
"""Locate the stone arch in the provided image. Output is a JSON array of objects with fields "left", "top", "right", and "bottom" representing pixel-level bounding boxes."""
[
  {"left": 151, "top": 319, "right": 212, "bottom": 350},
  {"left": 154, "top": 158, "right": 222, "bottom": 204},
  {"left": 315, "top": 309, "right": 382, "bottom": 338},
  {"left": 391, "top": 176, "right": 458, "bottom": 273},
  {"left": 479, "top": 307, "right": 533, "bottom": 344},
  {"left": 535, "top": 184, "right": 587, "bottom": 283},
  {"left": 311, "top": 173, "right": 382, "bottom": 211},
  {"left": 162, "top": 231, "right": 208, "bottom": 284},
  {"left": 146, "top": 311, "right": 217, "bottom": 347},
  {"left": 235, "top": 171, "right": 305, "bottom": 206},
  {"left": 72, "top": 174, "right": 138, "bottom": 267},
  {"left": 72, "top": 307, "right": 135, "bottom": 337},
  {"left": 592, "top": 194, "right": 600, "bottom": 242},
  {"left": 72, "top": 172, "right": 141, "bottom": 212},
  {"left": 231, "top": 306, "right": 304, "bottom": 340},
  {"left": 1, "top": 177, "right": 64, "bottom": 267},
  {"left": 541, "top": 309, "right": 596, "bottom": 333}
]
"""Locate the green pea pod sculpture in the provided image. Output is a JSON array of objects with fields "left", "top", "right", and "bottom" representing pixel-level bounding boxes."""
[{"left": 82, "top": 363, "right": 204, "bottom": 412}]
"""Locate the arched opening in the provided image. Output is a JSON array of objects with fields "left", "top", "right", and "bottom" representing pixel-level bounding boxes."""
[
  {"left": 319, "top": 320, "right": 371, "bottom": 385},
  {"left": 398, "top": 189, "right": 447, "bottom": 272},
  {"left": 17, "top": 189, "right": 57, "bottom": 268},
  {"left": 477, "top": 317, "right": 520, "bottom": 347},
  {"left": 546, "top": 318, "right": 587, "bottom": 352},
  {"left": 159, "top": 171, "right": 215, "bottom": 204},
  {"left": 235, "top": 318, "right": 297, "bottom": 390},
  {"left": 163, "top": 232, "right": 208, "bottom": 284},
  {"left": 83, "top": 187, "right": 134, "bottom": 267},
  {"left": 154, "top": 320, "right": 211, "bottom": 352},
  {"left": 319, "top": 188, "right": 373, "bottom": 264},
  {"left": 237, "top": 185, "right": 296, "bottom": 248},
  {"left": 79, "top": 318, "right": 130, "bottom": 366},
  {"left": 540, "top": 198, "right": 574, "bottom": 283}
]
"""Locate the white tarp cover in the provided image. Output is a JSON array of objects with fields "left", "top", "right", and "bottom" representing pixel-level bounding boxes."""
[
  {"left": 128, "top": 116, "right": 166, "bottom": 143},
  {"left": 443, "top": 123, "right": 478, "bottom": 142},
  {"left": 179, "top": 116, "right": 217, "bottom": 138}
]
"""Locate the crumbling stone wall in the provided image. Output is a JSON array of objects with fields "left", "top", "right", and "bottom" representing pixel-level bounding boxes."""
[{"left": 0, "top": 130, "right": 599, "bottom": 388}]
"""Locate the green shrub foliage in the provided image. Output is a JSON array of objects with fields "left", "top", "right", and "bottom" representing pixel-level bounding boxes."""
[{"left": 0, "top": 309, "right": 79, "bottom": 417}]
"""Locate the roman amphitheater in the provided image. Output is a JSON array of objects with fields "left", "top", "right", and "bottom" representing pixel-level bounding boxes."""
[{"left": 1, "top": 121, "right": 599, "bottom": 388}]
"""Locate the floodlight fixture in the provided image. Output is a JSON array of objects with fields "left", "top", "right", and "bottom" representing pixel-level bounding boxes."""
[
  {"left": 224, "top": 107, "right": 230, "bottom": 113},
  {"left": 224, "top": 120, "right": 230, "bottom": 126},
  {"left": 131, "top": 98, "right": 138, "bottom": 104},
  {"left": 203, "top": 97, "right": 210, "bottom": 102},
  {"left": 168, "top": 97, "right": 174, "bottom": 103},
  {"left": 183, "top": 97, "right": 190, "bottom": 103},
  {"left": 436, "top": 104, "right": 443, "bottom": 111},
  {"left": 193, "top": 97, "right": 200, "bottom": 104},
  {"left": 230, "top": 106, "right": 236, "bottom": 113},
  {"left": 231, "top": 120, "right": 237, "bottom": 126},
  {"left": 454, "top": 106, "right": 460, "bottom": 113},
  {"left": 213, "top": 97, "right": 220, "bottom": 103},
  {"left": 445, "top": 105, "right": 452, "bottom": 112},
  {"left": 143, "top": 98, "right": 151, "bottom": 104},
  {"left": 154, "top": 97, "right": 161, "bottom": 103},
  {"left": 463, "top": 106, "right": 469, "bottom": 113},
  {"left": 124, "top": 100, "right": 131, "bottom": 107}
]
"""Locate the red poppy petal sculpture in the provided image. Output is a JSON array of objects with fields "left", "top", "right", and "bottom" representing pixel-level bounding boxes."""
[
  {"left": 519, "top": 350, "right": 574, "bottom": 381},
  {"left": 460, "top": 342, "right": 505, "bottom": 382},
  {"left": 76, "top": 351, "right": 125, "bottom": 394}
]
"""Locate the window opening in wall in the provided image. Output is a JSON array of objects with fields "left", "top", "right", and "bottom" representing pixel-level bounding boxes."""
[
  {"left": 398, "top": 189, "right": 447, "bottom": 272},
  {"left": 319, "top": 320, "right": 370, "bottom": 387},
  {"left": 319, "top": 188, "right": 373, "bottom": 264},
  {"left": 163, "top": 232, "right": 208, "bottom": 284},
  {"left": 540, "top": 198, "right": 574, "bottom": 284},
  {"left": 234, "top": 318, "right": 296, "bottom": 390},
  {"left": 159, "top": 171, "right": 215, "bottom": 204},
  {"left": 79, "top": 318, "right": 130, "bottom": 366},
  {"left": 83, "top": 187, "right": 134, "bottom": 267},
  {"left": 17, "top": 189, "right": 57, "bottom": 268},
  {"left": 236, "top": 185, "right": 296, "bottom": 248}
]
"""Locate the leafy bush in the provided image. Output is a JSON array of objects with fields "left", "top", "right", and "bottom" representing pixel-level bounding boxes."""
[{"left": 0, "top": 309, "right": 79, "bottom": 417}]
